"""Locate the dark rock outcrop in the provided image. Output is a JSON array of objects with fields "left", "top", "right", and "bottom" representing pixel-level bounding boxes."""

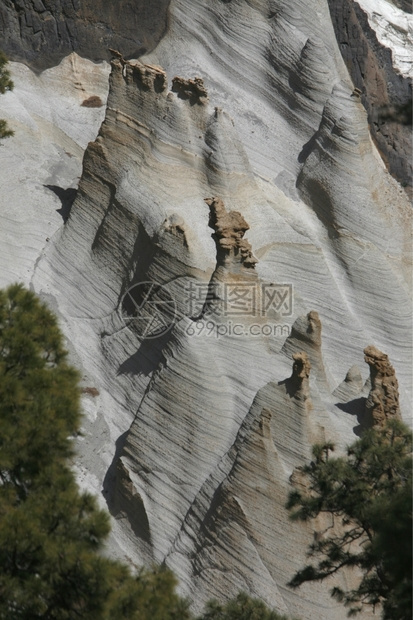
[
  {"left": 129, "top": 60, "right": 168, "bottom": 93},
  {"left": 0, "top": 0, "right": 171, "bottom": 72},
  {"left": 327, "top": 0, "right": 412, "bottom": 190},
  {"left": 171, "top": 76, "right": 208, "bottom": 105}
]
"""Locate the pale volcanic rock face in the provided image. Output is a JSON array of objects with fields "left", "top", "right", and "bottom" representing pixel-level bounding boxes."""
[
  {"left": 0, "top": 54, "right": 110, "bottom": 289},
  {"left": 0, "top": 0, "right": 411, "bottom": 617}
]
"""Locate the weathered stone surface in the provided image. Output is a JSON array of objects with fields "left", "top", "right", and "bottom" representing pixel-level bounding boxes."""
[
  {"left": 364, "top": 345, "right": 401, "bottom": 426},
  {"left": 282, "top": 311, "right": 331, "bottom": 395},
  {"left": 29, "top": 26, "right": 410, "bottom": 617},
  {"left": 129, "top": 60, "right": 168, "bottom": 93},
  {"left": 327, "top": 0, "right": 412, "bottom": 190},
  {"left": 289, "top": 352, "right": 311, "bottom": 401},
  {"left": 355, "top": 0, "right": 413, "bottom": 77},
  {"left": 0, "top": 0, "right": 411, "bottom": 618},
  {"left": 163, "top": 350, "right": 345, "bottom": 617},
  {"left": 333, "top": 365, "right": 365, "bottom": 402},
  {"left": 0, "top": 54, "right": 110, "bottom": 289},
  {"left": 172, "top": 76, "right": 208, "bottom": 105},
  {"left": 206, "top": 197, "right": 258, "bottom": 269},
  {"left": 0, "top": 0, "right": 171, "bottom": 72}
]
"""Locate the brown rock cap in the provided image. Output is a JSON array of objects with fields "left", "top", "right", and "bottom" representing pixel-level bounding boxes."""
[{"left": 364, "top": 345, "right": 401, "bottom": 427}]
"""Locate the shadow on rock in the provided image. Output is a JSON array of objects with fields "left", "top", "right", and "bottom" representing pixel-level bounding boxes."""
[
  {"left": 44, "top": 185, "right": 77, "bottom": 222},
  {"left": 102, "top": 430, "right": 151, "bottom": 545},
  {"left": 102, "top": 430, "right": 128, "bottom": 504},
  {"left": 335, "top": 396, "right": 373, "bottom": 436},
  {"left": 117, "top": 331, "right": 171, "bottom": 377}
]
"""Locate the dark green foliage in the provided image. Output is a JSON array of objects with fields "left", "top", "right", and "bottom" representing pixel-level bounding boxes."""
[
  {"left": 108, "top": 567, "right": 192, "bottom": 620},
  {"left": 0, "top": 51, "right": 13, "bottom": 95},
  {"left": 286, "top": 420, "right": 412, "bottom": 619},
  {"left": 0, "top": 51, "right": 13, "bottom": 140},
  {"left": 0, "top": 120, "right": 13, "bottom": 140},
  {"left": 378, "top": 100, "right": 412, "bottom": 126},
  {"left": 0, "top": 284, "right": 292, "bottom": 620},
  {"left": 0, "top": 284, "right": 191, "bottom": 619},
  {"left": 197, "top": 592, "right": 293, "bottom": 620}
]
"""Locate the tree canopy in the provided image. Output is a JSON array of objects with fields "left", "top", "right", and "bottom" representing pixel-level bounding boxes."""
[
  {"left": 197, "top": 592, "right": 294, "bottom": 620},
  {"left": 286, "top": 419, "right": 412, "bottom": 619},
  {"left": 0, "top": 50, "right": 13, "bottom": 140},
  {"left": 0, "top": 283, "right": 191, "bottom": 619}
]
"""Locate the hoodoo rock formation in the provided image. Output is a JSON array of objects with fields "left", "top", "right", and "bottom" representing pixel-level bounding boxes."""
[
  {"left": 364, "top": 345, "right": 401, "bottom": 427},
  {"left": 206, "top": 197, "right": 258, "bottom": 269},
  {"left": 130, "top": 60, "right": 168, "bottom": 92},
  {"left": 282, "top": 311, "right": 332, "bottom": 395},
  {"left": 172, "top": 76, "right": 208, "bottom": 105},
  {"left": 284, "top": 311, "right": 322, "bottom": 351},
  {"left": 0, "top": 0, "right": 411, "bottom": 618},
  {"left": 289, "top": 352, "right": 311, "bottom": 402}
]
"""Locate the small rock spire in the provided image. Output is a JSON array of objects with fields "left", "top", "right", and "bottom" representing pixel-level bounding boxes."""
[
  {"left": 289, "top": 351, "right": 311, "bottom": 401},
  {"left": 363, "top": 345, "right": 401, "bottom": 427},
  {"left": 172, "top": 76, "right": 208, "bottom": 104},
  {"left": 205, "top": 197, "right": 257, "bottom": 268}
]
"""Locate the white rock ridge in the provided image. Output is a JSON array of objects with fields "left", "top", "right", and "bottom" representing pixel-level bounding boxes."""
[
  {"left": 0, "top": 54, "right": 110, "bottom": 289},
  {"left": 357, "top": 0, "right": 413, "bottom": 77},
  {"left": 0, "top": 0, "right": 411, "bottom": 618}
]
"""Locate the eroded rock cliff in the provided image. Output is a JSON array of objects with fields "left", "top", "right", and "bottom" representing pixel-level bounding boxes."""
[
  {"left": 0, "top": 0, "right": 170, "bottom": 71},
  {"left": 0, "top": 0, "right": 411, "bottom": 618},
  {"left": 327, "top": 0, "right": 412, "bottom": 189}
]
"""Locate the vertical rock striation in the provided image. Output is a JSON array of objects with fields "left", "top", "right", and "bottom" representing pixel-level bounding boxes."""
[
  {"left": 1, "top": 1, "right": 406, "bottom": 617},
  {"left": 333, "top": 364, "right": 364, "bottom": 403},
  {"left": 165, "top": 351, "right": 348, "bottom": 618}
]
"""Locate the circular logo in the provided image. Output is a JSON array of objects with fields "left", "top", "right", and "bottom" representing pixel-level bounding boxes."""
[{"left": 120, "top": 281, "right": 177, "bottom": 339}]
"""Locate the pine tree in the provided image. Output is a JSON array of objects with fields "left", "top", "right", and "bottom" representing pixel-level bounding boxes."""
[
  {"left": 0, "top": 51, "right": 13, "bottom": 140},
  {"left": 0, "top": 284, "right": 191, "bottom": 619},
  {"left": 286, "top": 419, "right": 412, "bottom": 619},
  {"left": 197, "top": 592, "right": 294, "bottom": 620}
]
